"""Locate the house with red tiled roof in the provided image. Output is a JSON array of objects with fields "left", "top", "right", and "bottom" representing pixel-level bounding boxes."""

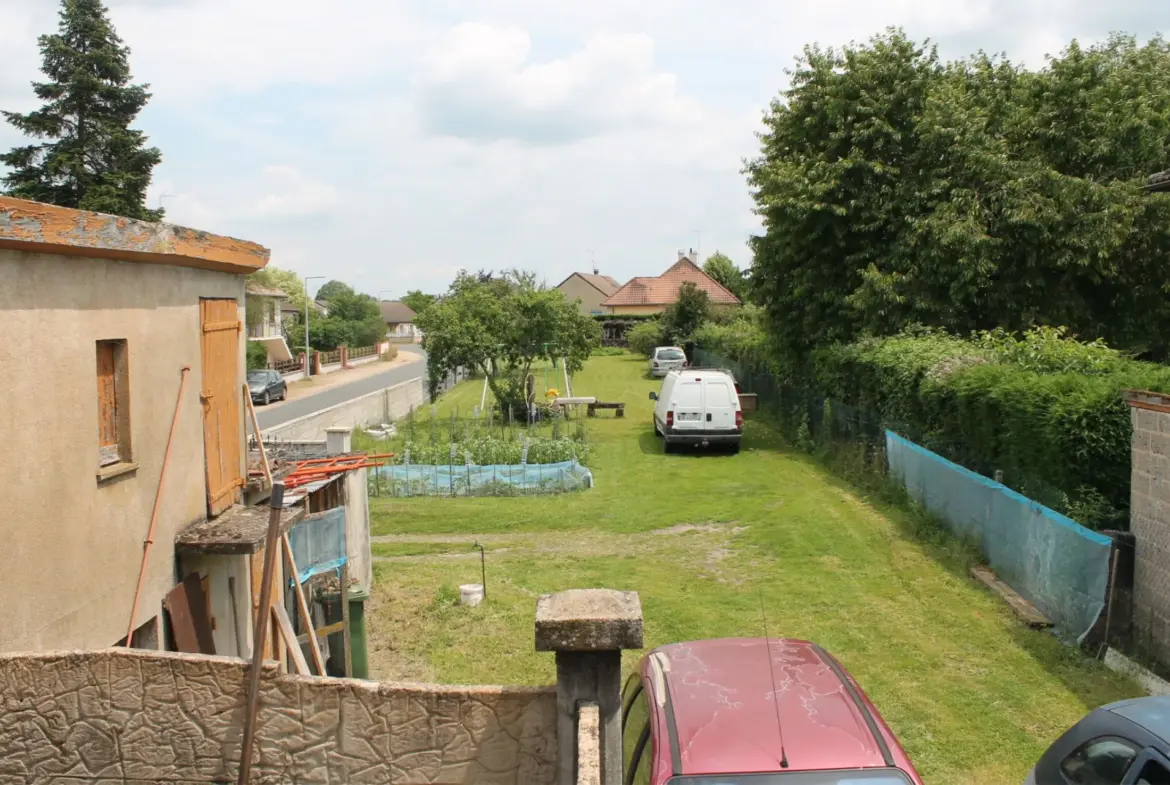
[
  {"left": 601, "top": 251, "right": 741, "bottom": 316},
  {"left": 556, "top": 270, "right": 623, "bottom": 316}
]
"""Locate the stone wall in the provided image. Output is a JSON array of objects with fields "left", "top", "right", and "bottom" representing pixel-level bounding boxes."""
[
  {"left": 1126, "top": 392, "right": 1170, "bottom": 666},
  {"left": 0, "top": 649, "right": 556, "bottom": 785},
  {"left": 261, "top": 376, "right": 425, "bottom": 442}
]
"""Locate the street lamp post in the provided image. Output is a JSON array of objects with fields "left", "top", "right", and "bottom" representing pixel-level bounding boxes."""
[{"left": 304, "top": 276, "right": 326, "bottom": 377}]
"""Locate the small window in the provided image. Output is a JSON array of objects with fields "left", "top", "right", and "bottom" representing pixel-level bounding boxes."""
[
  {"left": 96, "top": 339, "right": 132, "bottom": 469},
  {"left": 1136, "top": 758, "right": 1170, "bottom": 785},
  {"left": 1060, "top": 736, "right": 1139, "bottom": 784},
  {"left": 705, "top": 382, "right": 733, "bottom": 407}
]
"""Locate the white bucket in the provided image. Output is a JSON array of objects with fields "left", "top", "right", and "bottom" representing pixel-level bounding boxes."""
[{"left": 459, "top": 583, "right": 485, "bottom": 607}]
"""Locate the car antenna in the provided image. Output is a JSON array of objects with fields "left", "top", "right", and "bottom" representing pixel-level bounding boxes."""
[{"left": 759, "top": 587, "right": 790, "bottom": 769}]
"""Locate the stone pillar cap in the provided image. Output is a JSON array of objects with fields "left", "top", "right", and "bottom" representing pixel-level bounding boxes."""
[{"left": 535, "top": 589, "right": 643, "bottom": 652}]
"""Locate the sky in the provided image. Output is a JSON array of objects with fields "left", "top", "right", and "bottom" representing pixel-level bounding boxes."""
[{"left": 0, "top": 1, "right": 1165, "bottom": 299}]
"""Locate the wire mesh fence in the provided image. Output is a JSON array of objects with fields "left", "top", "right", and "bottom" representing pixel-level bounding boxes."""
[
  {"left": 368, "top": 459, "right": 593, "bottom": 497},
  {"left": 362, "top": 402, "right": 595, "bottom": 497}
]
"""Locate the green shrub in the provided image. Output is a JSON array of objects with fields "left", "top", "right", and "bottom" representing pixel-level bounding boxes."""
[
  {"left": 246, "top": 341, "right": 269, "bottom": 370},
  {"left": 699, "top": 322, "right": 1170, "bottom": 529},
  {"left": 627, "top": 321, "right": 664, "bottom": 357},
  {"left": 812, "top": 328, "right": 1170, "bottom": 529}
]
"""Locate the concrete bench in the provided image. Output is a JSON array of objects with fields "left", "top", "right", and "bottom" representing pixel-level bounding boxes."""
[{"left": 587, "top": 401, "right": 624, "bottom": 418}]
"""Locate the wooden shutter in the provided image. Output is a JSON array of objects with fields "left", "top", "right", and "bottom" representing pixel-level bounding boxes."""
[
  {"left": 97, "top": 342, "right": 119, "bottom": 466},
  {"left": 200, "top": 299, "right": 244, "bottom": 516}
]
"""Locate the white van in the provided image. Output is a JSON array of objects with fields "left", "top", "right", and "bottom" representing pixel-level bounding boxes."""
[{"left": 649, "top": 369, "right": 743, "bottom": 453}]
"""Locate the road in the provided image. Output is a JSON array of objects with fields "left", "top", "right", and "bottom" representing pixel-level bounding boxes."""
[{"left": 255, "top": 346, "right": 427, "bottom": 430}]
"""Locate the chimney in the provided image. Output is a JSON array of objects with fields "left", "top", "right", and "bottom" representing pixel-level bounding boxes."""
[
  {"left": 678, "top": 250, "right": 685, "bottom": 260},
  {"left": 593, "top": 266, "right": 599, "bottom": 276}
]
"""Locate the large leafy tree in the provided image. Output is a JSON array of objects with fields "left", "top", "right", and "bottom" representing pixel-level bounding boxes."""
[
  {"left": 702, "top": 252, "right": 746, "bottom": 301},
  {"left": 3, "top": 0, "right": 163, "bottom": 220},
  {"left": 247, "top": 267, "right": 309, "bottom": 311},
  {"left": 660, "top": 281, "right": 712, "bottom": 347},
  {"left": 747, "top": 30, "right": 1170, "bottom": 365},
  {"left": 314, "top": 280, "right": 354, "bottom": 303},
  {"left": 400, "top": 289, "right": 437, "bottom": 315},
  {"left": 417, "top": 270, "right": 601, "bottom": 412}
]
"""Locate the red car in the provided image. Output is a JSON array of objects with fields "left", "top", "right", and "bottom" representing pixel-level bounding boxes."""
[{"left": 621, "top": 638, "right": 925, "bottom": 785}]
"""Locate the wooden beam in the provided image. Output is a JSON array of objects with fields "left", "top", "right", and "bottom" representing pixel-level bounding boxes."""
[
  {"left": 237, "top": 484, "right": 285, "bottom": 785},
  {"left": 296, "top": 620, "right": 345, "bottom": 644},
  {"left": 970, "top": 565, "right": 1052, "bottom": 629},
  {"left": 243, "top": 384, "right": 272, "bottom": 485},
  {"left": 272, "top": 603, "right": 310, "bottom": 676},
  {"left": 281, "top": 534, "right": 326, "bottom": 675},
  {"left": 341, "top": 563, "right": 353, "bottom": 678}
]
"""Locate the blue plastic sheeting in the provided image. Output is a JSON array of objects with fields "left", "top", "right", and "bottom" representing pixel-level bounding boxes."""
[
  {"left": 287, "top": 507, "right": 347, "bottom": 584},
  {"left": 885, "top": 430, "right": 1111, "bottom": 642},
  {"left": 372, "top": 459, "right": 593, "bottom": 497}
]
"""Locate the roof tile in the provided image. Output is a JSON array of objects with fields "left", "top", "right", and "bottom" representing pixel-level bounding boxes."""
[{"left": 602, "top": 259, "right": 740, "bottom": 307}]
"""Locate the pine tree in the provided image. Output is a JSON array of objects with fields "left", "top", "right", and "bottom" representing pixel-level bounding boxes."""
[{"left": 2, "top": 0, "right": 163, "bottom": 221}]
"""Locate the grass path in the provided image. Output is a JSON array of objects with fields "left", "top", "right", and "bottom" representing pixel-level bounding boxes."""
[{"left": 366, "top": 354, "right": 1140, "bottom": 783}]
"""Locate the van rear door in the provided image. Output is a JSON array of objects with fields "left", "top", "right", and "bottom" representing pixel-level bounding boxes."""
[
  {"left": 703, "top": 378, "right": 737, "bottom": 431},
  {"left": 670, "top": 378, "right": 704, "bottom": 431}
]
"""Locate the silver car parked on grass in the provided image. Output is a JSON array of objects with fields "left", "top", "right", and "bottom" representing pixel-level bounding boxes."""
[{"left": 650, "top": 346, "right": 687, "bottom": 377}]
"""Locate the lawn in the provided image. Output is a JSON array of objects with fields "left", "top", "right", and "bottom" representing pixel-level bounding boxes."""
[{"left": 365, "top": 353, "right": 1140, "bottom": 784}]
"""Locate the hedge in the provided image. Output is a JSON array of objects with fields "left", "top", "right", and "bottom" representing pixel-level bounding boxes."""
[{"left": 702, "top": 324, "right": 1170, "bottom": 530}]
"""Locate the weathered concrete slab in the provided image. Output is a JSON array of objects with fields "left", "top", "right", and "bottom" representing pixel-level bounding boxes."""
[
  {"left": 0, "top": 196, "right": 269, "bottom": 274},
  {"left": 535, "top": 590, "right": 643, "bottom": 652}
]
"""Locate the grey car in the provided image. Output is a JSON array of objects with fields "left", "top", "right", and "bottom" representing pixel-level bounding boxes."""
[
  {"left": 650, "top": 346, "right": 687, "bottom": 377},
  {"left": 1024, "top": 696, "right": 1170, "bottom": 784},
  {"left": 247, "top": 369, "right": 287, "bottom": 405}
]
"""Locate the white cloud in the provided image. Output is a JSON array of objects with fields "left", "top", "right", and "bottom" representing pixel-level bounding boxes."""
[
  {"left": 1, "top": 0, "right": 1167, "bottom": 295},
  {"left": 251, "top": 165, "right": 340, "bottom": 220},
  {"left": 415, "top": 24, "right": 699, "bottom": 144}
]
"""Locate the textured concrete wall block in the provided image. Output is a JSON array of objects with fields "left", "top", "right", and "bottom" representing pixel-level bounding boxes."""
[{"left": 1136, "top": 408, "right": 1161, "bottom": 433}]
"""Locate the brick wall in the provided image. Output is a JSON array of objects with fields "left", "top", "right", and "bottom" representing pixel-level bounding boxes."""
[
  {"left": 0, "top": 648, "right": 556, "bottom": 784},
  {"left": 1125, "top": 391, "right": 1170, "bottom": 666}
]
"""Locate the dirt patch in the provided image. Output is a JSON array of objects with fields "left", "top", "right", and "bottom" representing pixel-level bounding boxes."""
[{"left": 653, "top": 520, "right": 742, "bottom": 536}]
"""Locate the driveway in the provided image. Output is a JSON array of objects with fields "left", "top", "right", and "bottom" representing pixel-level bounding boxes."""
[{"left": 255, "top": 345, "right": 426, "bottom": 430}]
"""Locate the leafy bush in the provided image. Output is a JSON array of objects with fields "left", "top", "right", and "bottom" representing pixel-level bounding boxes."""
[
  {"left": 699, "top": 322, "right": 1170, "bottom": 529},
  {"left": 693, "top": 305, "right": 774, "bottom": 369},
  {"left": 246, "top": 341, "right": 269, "bottom": 371},
  {"left": 813, "top": 328, "right": 1170, "bottom": 529},
  {"left": 401, "top": 433, "right": 586, "bottom": 465},
  {"left": 627, "top": 321, "right": 664, "bottom": 357},
  {"left": 381, "top": 344, "right": 399, "bottom": 362},
  {"left": 592, "top": 346, "right": 629, "bottom": 356}
]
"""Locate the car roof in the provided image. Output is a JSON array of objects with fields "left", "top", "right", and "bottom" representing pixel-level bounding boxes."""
[
  {"left": 1104, "top": 696, "right": 1170, "bottom": 740},
  {"left": 647, "top": 638, "right": 900, "bottom": 776}
]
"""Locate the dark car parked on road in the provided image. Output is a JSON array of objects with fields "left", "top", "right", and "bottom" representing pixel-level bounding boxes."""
[
  {"left": 1025, "top": 696, "right": 1170, "bottom": 785},
  {"left": 247, "top": 369, "right": 286, "bottom": 405}
]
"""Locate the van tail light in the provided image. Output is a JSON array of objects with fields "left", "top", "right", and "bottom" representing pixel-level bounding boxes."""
[
  {"left": 735, "top": 411, "right": 743, "bottom": 430},
  {"left": 653, "top": 361, "right": 659, "bottom": 367},
  {"left": 666, "top": 411, "right": 674, "bottom": 429}
]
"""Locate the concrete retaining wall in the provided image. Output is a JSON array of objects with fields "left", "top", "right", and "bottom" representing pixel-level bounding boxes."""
[
  {"left": 262, "top": 376, "right": 425, "bottom": 442},
  {"left": 0, "top": 648, "right": 556, "bottom": 784}
]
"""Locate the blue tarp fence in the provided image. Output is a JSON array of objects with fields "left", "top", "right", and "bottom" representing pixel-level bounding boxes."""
[
  {"left": 372, "top": 459, "right": 593, "bottom": 497},
  {"left": 287, "top": 506, "right": 347, "bottom": 584},
  {"left": 885, "top": 430, "right": 1111, "bottom": 642}
]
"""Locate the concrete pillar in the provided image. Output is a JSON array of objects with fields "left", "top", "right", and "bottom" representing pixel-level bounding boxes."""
[
  {"left": 535, "top": 589, "right": 643, "bottom": 785},
  {"left": 326, "top": 427, "right": 352, "bottom": 456}
]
